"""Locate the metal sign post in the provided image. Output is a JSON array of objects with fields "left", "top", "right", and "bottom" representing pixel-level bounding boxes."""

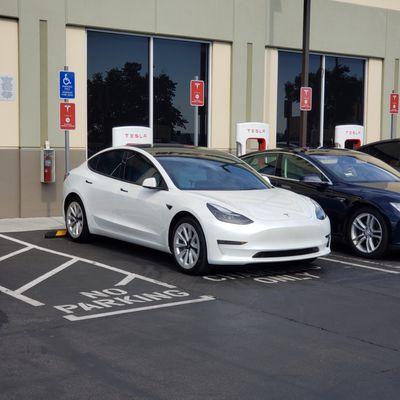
[
  {"left": 190, "top": 76, "right": 205, "bottom": 147},
  {"left": 64, "top": 66, "right": 70, "bottom": 174},
  {"left": 300, "top": 0, "right": 311, "bottom": 148}
]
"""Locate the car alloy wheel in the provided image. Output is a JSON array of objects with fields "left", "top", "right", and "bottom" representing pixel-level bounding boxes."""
[
  {"left": 173, "top": 223, "right": 200, "bottom": 270},
  {"left": 66, "top": 201, "right": 84, "bottom": 239},
  {"left": 350, "top": 212, "right": 383, "bottom": 254}
]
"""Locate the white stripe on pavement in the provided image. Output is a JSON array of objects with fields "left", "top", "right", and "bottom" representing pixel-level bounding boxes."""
[
  {"left": 14, "top": 258, "right": 79, "bottom": 294},
  {"left": 0, "top": 285, "right": 44, "bottom": 306},
  {"left": 63, "top": 295, "right": 215, "bottom": 321},
  {"left": 320, "top": 257, "right": 400, "bottom": 274},
  {"left": 0, "top": 246, "right": 32, "bottom": 262}
]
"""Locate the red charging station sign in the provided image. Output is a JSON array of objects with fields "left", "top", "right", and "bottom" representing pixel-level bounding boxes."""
[
  {"left": 390, "top": 93, "right": 399, "bottom": 114},
  {"left": 190, "top": 80, "right": 204, "bottom": 106},
  {"left": 300, "top": 87, "right": 312, "bottom": 111},
  {"left": 60, "top": 103, "right": 76, "bottom": 130}
]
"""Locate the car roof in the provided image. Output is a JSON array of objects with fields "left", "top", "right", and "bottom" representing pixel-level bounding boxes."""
[
  {"left": 359, "top": 138, "right": 400, "bottom": 149},
  {"left": 125, "top": 145, "right": 240, "bottom": 163},
  {"left": 241, "top": 147, "right": 363, "bottom": 158}
]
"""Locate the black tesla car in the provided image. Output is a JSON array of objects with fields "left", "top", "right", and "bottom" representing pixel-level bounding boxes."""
[
  {"left": 241, "top": 148, "right": 400, "bottom": 258},
  {"left": 359, "top": 138, "right": 400, "bottom": 171}
]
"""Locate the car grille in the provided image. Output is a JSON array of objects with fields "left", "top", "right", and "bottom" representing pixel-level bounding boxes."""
[{"left": 252, "top": 247, "right": 320, "bottom": 258}]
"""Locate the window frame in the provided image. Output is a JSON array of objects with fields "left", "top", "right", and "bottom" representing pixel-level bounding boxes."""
[
  {"left": 120, "top": 150, "right": 168, "bottom": 190},
  {"left": 275, "top": 152, "right": 332, "bottom": 185},
  {"left": 87, "top": 149, "right": 127, "bottom": 181},
  {"left": 86, "top": 28, "right": 212, "bottom": 158}
]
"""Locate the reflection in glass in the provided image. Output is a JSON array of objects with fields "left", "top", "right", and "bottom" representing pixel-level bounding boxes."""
[
  {"left": 87, "top": 31, "right": 149, "bottom": 157},
  {"left": 324, "top": 57, "right": 365, "bottom": 147},
  {"left": 154, "top": 38, "right": 209, "bottom": 146},
  {"left": 277, "top": 51, "right": 321, "bottom": 148}
]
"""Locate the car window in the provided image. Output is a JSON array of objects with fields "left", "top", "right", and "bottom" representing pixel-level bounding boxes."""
[
  {"left": 279, "top": 154, "right": 328, "bottom": 182},
  {"left": 89, "top": 150, "right": 125, "bottom": 179},
  {"left": 123, "top": 152, "right": 163, "bottom": 186},
  {"left": 244, "top": 153, "right": 278, "bottom": 176},
  {"left": 363, "top": 142, "right": 400, "bottom": 170},
  {"left": 311, "top": 154, "right": 400, "bottom": 183}
]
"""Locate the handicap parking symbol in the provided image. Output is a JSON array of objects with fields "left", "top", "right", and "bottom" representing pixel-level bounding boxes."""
[{"left": 59, "top": 71, "right": 75, "bottom": 99}]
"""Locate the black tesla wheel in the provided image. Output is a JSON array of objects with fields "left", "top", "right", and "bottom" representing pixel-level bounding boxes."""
[
  {"left": 171, "top": 216, "right": 209, "bottom": 275},
  {"left": 348, "top": 207, "right": 389, "bottom": 259}
]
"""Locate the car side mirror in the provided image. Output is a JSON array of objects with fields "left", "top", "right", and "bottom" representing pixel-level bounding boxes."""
[
  {"left": 302, "top": 174, "right": 324, "bottom": 184},
  {"left": 261, "top": 174, "right": 272, "bottom": 186},
  {"left": 142, "top": 177, "right": 158, "bottom": 189}
]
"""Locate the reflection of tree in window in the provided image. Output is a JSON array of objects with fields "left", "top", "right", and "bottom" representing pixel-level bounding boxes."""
[{"left": 324, "top": 58, "right": 364, "bottom": 147}]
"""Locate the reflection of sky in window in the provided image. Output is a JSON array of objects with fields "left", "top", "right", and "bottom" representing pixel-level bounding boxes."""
[
  {"left": 154, "top": 38, "right": 205, "bottom": 134},
  {"left": 87, "top": 31, "right": 149, "bottom": 79}
]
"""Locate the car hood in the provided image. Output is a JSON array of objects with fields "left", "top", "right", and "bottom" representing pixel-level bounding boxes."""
[{"left": 189, "top": 188, "right": 315, "bottom": 221}]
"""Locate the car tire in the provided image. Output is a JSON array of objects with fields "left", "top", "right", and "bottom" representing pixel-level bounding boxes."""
[
  {"left": 171, "top": 216, "right": 209, "bottom": 275},
  {"left": 65, "top": 197, "right": 91, "bottom": 243},
  {"left": 348, "top": 207, "right": 389, "bottom": 259}
]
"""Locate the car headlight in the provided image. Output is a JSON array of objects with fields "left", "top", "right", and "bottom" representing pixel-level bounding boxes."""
[
  {"left": 207, "top": 203, "right": 253, "bottom": 225},
  {"left": 310, "top": 199, "right": 327, "bottom": 220},
  {"left": 390, "top": 202, "right": 400, "bottom": 213}
]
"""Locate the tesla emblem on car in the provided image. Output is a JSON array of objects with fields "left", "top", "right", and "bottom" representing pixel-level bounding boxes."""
[{"left": 283, "top": 213, "right": 290, "bottom": 217}]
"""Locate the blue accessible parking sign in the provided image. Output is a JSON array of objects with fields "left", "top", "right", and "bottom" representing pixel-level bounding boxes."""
[{"left": 59, "top": 71, "right": 75, "bottom": 99}]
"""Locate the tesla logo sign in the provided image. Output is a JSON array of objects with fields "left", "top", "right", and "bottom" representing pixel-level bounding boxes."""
[
  {"left": 190, "top": 80, "right": 204, "bottom": 106},
  {"left": 60, "top": 103, "right": 76, "bottom": 130},
  {"left": 390, "top": 93, "right": 399, "bottom": 114},
  {"left": 300, "top": 87, "right": 312, "bottom": 111}
]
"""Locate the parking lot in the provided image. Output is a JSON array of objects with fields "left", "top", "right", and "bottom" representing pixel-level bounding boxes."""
[{"left": 0, "top": 230, "right": 399, "bottom": 400}]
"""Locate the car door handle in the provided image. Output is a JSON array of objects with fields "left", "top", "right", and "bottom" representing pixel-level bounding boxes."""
[
  {"left": 85, "top": 180, "right": 93, "bottom": 184},
  {"left": 120, "top": 188, "right": 128, "bottom": 193},
  {"left": 281, "top": 184, "right": 291, "bottom": 190}
]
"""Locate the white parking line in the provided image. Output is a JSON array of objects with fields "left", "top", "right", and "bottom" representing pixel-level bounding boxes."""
[
  {"left": 320, "top": 257, "right": 400, "bottom": 274},
  {"left": 0, "top": 233, "right": 176, "bottom": 289},
  {"left": 63, "top": 295, "right": 215, "bottom": 322},
  {"left": 0, "top": 246, "right": 32, "bottom": 262},
  {"left": 0, "top": 285, "right": 44, "bottom": 306},
  {"left": 14, "top": 258, "right": 79, "bottom": 294}
]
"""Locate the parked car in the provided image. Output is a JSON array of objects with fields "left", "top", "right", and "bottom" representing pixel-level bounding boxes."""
[
  {"left": 359, "top": 138, "right": 400, "bottom": 171},
  {"left": 63, "top": 146, "right": 331, "bottom": 274},
  {"left": 241, "top": 148, "right": 400, "bottom": 258}
]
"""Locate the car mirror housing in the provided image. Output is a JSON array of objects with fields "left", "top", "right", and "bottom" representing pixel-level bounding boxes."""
[{"left": 142, "top": 177, "right": 158, "bottom": 189}]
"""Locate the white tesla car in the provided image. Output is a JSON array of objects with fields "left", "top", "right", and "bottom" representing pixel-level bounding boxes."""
[{"left": 63, "top": 146, "right": 331, "bottom": 274}]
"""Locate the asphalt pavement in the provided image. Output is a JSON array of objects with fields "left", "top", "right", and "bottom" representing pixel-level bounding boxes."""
[{"left": 0, "top": 230, "right": 399, "bottom": 400}]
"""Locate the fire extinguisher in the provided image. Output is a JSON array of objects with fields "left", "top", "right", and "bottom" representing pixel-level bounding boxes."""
[{"left": 44, "top": 153, "right": 52, "bottom": 182}]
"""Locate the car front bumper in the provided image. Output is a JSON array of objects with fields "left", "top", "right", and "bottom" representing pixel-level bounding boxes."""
[{"left": 203, "top": 217, "right": 331, "bottom": 265}]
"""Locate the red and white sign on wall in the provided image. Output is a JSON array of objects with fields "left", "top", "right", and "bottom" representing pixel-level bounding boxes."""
[
  {"left": 60, "top": 103, "right": 76, "bottom": 130},
  {"left": 390, "top": 93, "right": 399, "bottom": 114},
  {"left": 300, "top": 87, "right": 312, "bottom": 111},
  {"left": 190, "top": 80, "right": 204, "bottom": 106}
]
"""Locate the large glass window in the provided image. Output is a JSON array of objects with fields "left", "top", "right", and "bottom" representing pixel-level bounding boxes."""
[
  {"left": 87, "top": 31, "right": 209, "bottom": 157},
  {"left": 87, "top": 31, "right": 149, "bottom": 157},
  {"left": 277, "top": 52, "right": 321, "bottom": 148},
  {"left": 153, "top": 39, "right": 208, "bottom": 146},
  {"left": 277, "top": 51, "right": 365, "bottom": 148},
  {"left": 323, "top": 56, "right": 365, "bottom": 147}
]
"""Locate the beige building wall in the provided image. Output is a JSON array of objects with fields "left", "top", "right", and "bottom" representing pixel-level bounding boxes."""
[
  {"left": 66, "top": 26, "right": 87, "bottom": 150},
  {"left": 263, "top": 48, "right": 278, "bottom": 149},
  {"left": 210, "top": 42, "right": 231, "bottom": 151},
  {"left": 333, "top": 0, "right": 400, "bottom": 11},
  {"left": 365, "top": 58, "right": 383, "bottom": 143},
  {"left": 0, "top": 18, "right": 19, "bottom": 148}
]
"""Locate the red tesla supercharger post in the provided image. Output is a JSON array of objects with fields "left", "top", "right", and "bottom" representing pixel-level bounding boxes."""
[
  {"left": 236, "top": 122, "right": 270, "bottom": 157},
  {"left": 334, "top": 125, "right": 364, "bottom": 149}
]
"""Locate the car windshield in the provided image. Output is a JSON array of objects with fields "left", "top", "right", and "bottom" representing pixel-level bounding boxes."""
[
  {"left": 310, "top": 154, "right": 400, "bottom": 183},
  {"left": 156, "top": 156, "right": 269, "bottom": 190}
]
